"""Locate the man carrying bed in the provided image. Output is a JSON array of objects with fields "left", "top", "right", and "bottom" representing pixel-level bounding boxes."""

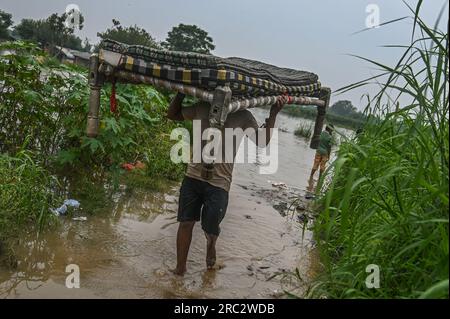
[{"left": 167, "top": 92, "right": 287, "bottom": 276}]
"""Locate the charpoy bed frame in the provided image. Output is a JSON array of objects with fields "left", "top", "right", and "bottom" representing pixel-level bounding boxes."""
[{"left": 86, "top": 39, "right": 330, "bottom": 149}]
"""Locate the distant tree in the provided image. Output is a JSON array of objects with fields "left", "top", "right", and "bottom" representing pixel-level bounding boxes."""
[
  {"left": 82, "top": 37, "right": 92, "bottom": 52},
  {"left": 13, "top": 18, "right": 35, "bottom": 40},
  {"left": 162, "top": 23, "right": 215, "bottom": 54},
  {"left": 0, "top": 10, "right": 13, "bottom": 39},
  {"left": 97, "top": 19, "right": 158, "bottom": 48},
  {"left": 47, "top": 12, "right": 84, "bottom": 47},
  {"left": 329, "top": 100, "right": 357, "bottom": 116},
  {"left": 14, "top": 12, "right": 85, "bottom": 50},
  {"left": 64, "top": 35, "right": 83, "bottom": 51}
]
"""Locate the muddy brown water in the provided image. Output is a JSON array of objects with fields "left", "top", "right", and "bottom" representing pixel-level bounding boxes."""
[{"left": 0, "top": 109, "right": 344, "bottom": 299}]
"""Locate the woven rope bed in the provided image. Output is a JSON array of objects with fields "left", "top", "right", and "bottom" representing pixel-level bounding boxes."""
[{"left": 86, "top": 39, "right": 331, "bottom": 149}]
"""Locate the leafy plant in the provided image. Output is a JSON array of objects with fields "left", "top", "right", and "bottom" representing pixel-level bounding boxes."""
[{"left": 0, "top": 41, "right": 185, "bottom": 180}]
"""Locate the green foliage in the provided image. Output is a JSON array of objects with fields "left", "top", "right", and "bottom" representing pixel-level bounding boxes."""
[
  {"left": 0, "top": 9, "right": 13, "bottom": 39},
  {"left": 310, "top": 3, "right": 449, "bottom": 299},
  {"left": 0, "top": 41, "right": 185, "bottom": 178},
  {"left": 329, "top": 100, "right": 357, "bottom": 116},
  {"left": 13, "top": 12, "right": 87, "bottom": 51},
  {"left": 12, "top": 19, "right": 35, "bottom": 41},
  {"left": 162, "top": 23, "right": 215, "bottom": 54},
  {"left": 0, "top": 41, "right": 89, "bottom": 160},
  {"left": 97, "top": 19, "right": 158, "bottom": 49},
  {"left": 0, "top": 41, "right": 186, "bottom": 258},
  {"left": 0, "top": 152, "right": 59, "bottom": 245}
]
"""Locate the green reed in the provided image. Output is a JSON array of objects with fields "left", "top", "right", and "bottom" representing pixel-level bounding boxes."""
[
  {"left": 310, "top": 2, "right": 449, "bottom": 298},
  {"left": 294, "top": 123, "right": 313, "bottom": 138}
]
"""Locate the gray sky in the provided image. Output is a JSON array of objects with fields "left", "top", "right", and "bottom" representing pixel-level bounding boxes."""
[{"left": 0, "top": 0, "right": 447, "bottom": 109}]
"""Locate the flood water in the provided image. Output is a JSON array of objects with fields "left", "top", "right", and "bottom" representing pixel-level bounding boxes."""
[{"left": 0, "top": 109, "right": 345, "bottom": 299}]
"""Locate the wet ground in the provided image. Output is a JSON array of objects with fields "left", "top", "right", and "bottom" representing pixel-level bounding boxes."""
[{"left": 0, "top": 109, "right": 328, "bottom": 299}]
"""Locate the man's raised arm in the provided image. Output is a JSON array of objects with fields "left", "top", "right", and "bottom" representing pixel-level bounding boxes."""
[
  {"left": 167, "top": 92, "right": 198, "bottom": 121},
  {"left": 254, "top": 96, "right": 288, "bottom": 147},
  {"left": 166, "top": 92, "right": 186, "bottom": 121}
]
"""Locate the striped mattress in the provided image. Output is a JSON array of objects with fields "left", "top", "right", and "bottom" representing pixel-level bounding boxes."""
[{"left": 99, "top": 39, "right": 321, "bottom": 98}]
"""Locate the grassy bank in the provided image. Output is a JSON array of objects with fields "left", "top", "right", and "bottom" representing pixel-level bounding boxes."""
[
  {"left": 309, "top": 4, "right": 449, "bottom": 298},
  {"left": 277, "top": 104, "right": 365, "bottom": 130},
  {"left": 0, "top": 41, "right": 185, "bottom": 257}
]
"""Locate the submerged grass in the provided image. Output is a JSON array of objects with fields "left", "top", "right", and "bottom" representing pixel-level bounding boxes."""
[
  {"left": 294, "top": 123, "right": 313, "bottom": 138},
  {"left": 310, "top": 2, "right": 449, "bottom": 298}
]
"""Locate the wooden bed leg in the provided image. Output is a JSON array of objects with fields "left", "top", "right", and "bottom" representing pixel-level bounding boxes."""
[
  {"left": 86, "top": 54, "right": 104, "bottom": 138},
  {"left": 209, "top": 86, "right": 232, "bottom": 128},
  {"left": 310, "top": 87, "right": 331, "bottom": 149}
]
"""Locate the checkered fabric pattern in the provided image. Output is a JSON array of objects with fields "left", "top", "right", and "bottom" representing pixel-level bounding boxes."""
[{"left": 100, "top": 39, "right": 321, "bottom": 97}]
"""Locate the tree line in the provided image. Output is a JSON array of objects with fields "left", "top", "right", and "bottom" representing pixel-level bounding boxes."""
[{"left": 0, "top": 9, "right": 216, "bottom": 54}]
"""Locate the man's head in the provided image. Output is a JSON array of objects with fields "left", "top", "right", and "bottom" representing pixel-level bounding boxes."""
[{"left": 325, "top": 124, "right": 334, "bottom": 134}]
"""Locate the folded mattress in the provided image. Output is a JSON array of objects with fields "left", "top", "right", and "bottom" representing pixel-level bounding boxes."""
[{"left": 100, "top": 39, "right": 321, "bottom": 98}]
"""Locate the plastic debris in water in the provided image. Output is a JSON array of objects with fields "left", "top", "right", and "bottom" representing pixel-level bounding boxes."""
[
  {"left": 305, "top": 193, "right": 316, "bottom": 200},
  {"left": 268, "top": 180, "right": 288, "bottom": 189},
  {"left": 51, "top": 199, "right": 80, "bottom": 216},
  {"left": 121, "top": 160, "right": 146, "bottom": 171},
  {"left": 121, "top": 163, "right": 135, "bottom": 171},
  {"left": 64, "top": 199, "right": 80, "bottom": 208},
  {"left": 51, "top": 204, "right": 67, "bottom": 216},
  {"left": 72, "top": 216, "right": 87, "bottom": 221}
]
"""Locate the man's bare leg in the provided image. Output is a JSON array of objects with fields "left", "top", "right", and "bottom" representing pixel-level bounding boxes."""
[
  {"left": 310, "top": 167, "right": 317, "bottom": 180},
  {"left": 172, "top": 221, "right": 195, "bottom": 276},
  {"left": 204, "top": 232, "right": 218, "bottom": 269},
  {"left": 315, "top": 167, "right": 326, "bottom": 193},
  {"left": 307, "top": 175, "right": 315, "bottom": 192}
]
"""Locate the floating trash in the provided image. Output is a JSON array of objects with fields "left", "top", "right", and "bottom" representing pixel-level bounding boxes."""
[
  {"left": 63, "top": 199, "right": 80, "bottom": 208},
  {"left": 268, "top": 180, "right": 288, "bottom": 189},
  {"left": 51, "top": 199, "right": 81, "bottom": 216},
  {"left": 121, "top": 160, "right": 146, "bottom": 171}
]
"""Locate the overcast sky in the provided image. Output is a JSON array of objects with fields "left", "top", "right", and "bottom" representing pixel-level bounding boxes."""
[{"left": 0, "top": 0, "right": 447, "bottom": 109}]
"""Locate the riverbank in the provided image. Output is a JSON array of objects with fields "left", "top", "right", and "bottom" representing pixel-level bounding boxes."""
[
  {"left": 308, "top": 7, "right": 449, "bottom": 298},
  {"left": 0, "top": 109, "right": 321, "bottom": 298},
  {"left": 261, "top": 104, "right": 365, "bottom": 131}
]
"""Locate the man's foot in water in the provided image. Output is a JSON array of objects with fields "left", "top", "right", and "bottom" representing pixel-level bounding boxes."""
[{"left": 170, "top": 266, "right": 186, "bottom": 276}]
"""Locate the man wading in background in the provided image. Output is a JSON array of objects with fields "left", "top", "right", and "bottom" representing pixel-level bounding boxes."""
[
  {"left": 309, "top": 124, "right": 334, "bottom": 183},
  {"left": 167, "top": 92, "right": 287, "bottom": 276}
]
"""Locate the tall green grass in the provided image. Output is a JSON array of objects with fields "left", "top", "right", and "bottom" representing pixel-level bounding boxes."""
[
  {"left": 0, "top": 151, "right": 59, "bottom": 261},
  {"left": 310, "top": 2, "right": 449, "bottom": 298}
]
